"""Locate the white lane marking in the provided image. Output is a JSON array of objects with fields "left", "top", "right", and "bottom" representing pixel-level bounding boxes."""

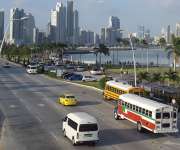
[
  {"left": 50, "top": 132, "right": 58, "bottom": 141},
  {"left": 37, "top": 103, "right": 45, "bottom": 107},
  {"left": 9, "top": 105, "right": 17, "bottom": 108},
  {"left": 36, "top": 116, "right": 42, "bottom": 123}
]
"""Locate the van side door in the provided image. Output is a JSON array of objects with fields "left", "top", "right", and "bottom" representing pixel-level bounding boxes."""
[{"left": 67, "top": 118, "right": 78, "bottom": 140}]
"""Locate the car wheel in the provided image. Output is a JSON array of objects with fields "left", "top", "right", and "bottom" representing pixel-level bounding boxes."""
[
  {"left": 114, "top": 112, "right": 119, "bottom": 120},
  {"left": 137, "top": 122, "right": 143, "bottom": 132},
  {"left": 72, "top": 137, "right": 76, "bottom": 146},
  {"left": 63, "top": 130, "right": 66, "bottom": 137}
]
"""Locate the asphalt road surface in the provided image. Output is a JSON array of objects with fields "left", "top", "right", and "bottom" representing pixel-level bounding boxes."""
[{"left": 0, "top": 59, "right": 180, "bottom": 150}]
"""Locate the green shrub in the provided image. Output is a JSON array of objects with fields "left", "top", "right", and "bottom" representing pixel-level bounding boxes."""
[{"left": 99, "top": 76, "right": 107, "bottom": 89}]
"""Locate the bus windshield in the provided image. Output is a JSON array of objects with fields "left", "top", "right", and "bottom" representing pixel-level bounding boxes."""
[{"left": 79, "top": 124, "right": 98, "bottom": 132}]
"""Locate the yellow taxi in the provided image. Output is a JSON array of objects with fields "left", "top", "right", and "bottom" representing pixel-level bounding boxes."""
[{"left": 58, "top": 94, "right": 78, "bottom": 106}]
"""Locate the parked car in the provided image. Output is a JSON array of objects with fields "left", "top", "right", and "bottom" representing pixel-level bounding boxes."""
[
  {"left": 82, "top": 76, "right": 97, "bottom": 82},
  {"left": 62, "top": 112, "right": 99, "bottom": 145},
  {"left": 58, "top": 94, "right": 78, "bottom": 106},
  {"left": 76, "top": 66, "right": 86, "bottom": 72},
  {"left": 68, "top": 74, "right": 83, "bottom": 81},
  {"left": 66, "top": 65, "right": 75, "bottom": 73},
  {"left": 90, "top": 68, "right": 103, "bottom": 75}
]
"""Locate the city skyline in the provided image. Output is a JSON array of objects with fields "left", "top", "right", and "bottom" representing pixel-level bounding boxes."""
[{"left": 1, "top": 0, "right": 180, "bottom": 35}]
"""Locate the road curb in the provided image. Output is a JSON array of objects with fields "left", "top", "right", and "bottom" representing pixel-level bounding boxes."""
[{"left": 43, "top": 75, "right": 103, "bottom": 93}]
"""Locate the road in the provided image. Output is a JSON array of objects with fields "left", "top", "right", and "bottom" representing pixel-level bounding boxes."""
[{"left": 0, "top": 59, "right": 179, "bottom": 150}]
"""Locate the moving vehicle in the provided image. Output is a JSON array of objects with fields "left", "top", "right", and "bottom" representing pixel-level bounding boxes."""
[
  {"left": 62, "top": 112, "right": 99, "bottom": 145},
  {"left": 76, "top": 66, "right": 86, "bottom": 72},
  {"left": 90, "top": 68, "right": 103, "bottom": 75},
  {"left": 103, "top": 81, "right": 144, "bottom": 100},
  {"left": 82, "top": 76, "right": 97, "bottom": 82},
  {"left": 3, "top": 62, "right": 10, "bottom": 68},
  {"left": 114, "top": 94, "right": 178, "bottom": 133},
  {"left": 58, "top": 94, "right": 77, "bottom": 106},
  {"left": 68, "top": 74, "right": 83, "bottom": 81},
  {"left": 26, "top": 65, "right": 38, "bottom": 74}
]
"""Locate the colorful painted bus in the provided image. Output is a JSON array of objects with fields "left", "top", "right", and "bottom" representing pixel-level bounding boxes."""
[
  {"left": 114, "top": 94, "right": 178, "bottom": 133},
  {"left": 103, "top": 81, "right": 144, "bottom": 101}
]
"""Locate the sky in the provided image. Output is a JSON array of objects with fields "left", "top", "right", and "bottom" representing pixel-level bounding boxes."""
[{"left": 1, "top": 0, "right": 180, "bottom": 36}]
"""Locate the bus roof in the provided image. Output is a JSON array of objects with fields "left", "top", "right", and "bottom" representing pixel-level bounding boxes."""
[
  {"left": 67, "top": 112, "right": 97, "bottom": 124},
  {"left": 106, "top": 81, "right": 133, "bottom": 91},
  {"left": 119, "top": 94, "right": 172, "bottom": 111}
]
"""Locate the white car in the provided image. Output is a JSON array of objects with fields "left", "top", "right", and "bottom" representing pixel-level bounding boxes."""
[
  {"left": 62, "top": 112, "right": 99, "bottom": 145},
  {"left": 82, "top": 76, "right": 97, "bottom": 82},
  {"left": 26, "top": 65, "right": 38, "bottom": 74},
  {"left": 90, "top": 69, "right": 103, "bottom": 75}
]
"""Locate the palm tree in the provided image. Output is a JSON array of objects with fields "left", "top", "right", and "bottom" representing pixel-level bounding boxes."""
[
  {"left": 166, "top": 34, "right": 180, "bottom": 71},
  {"left": 158, "top": 37, "right": 166, "bottom": 48},
  {"left": 94, "top": 44, "right": 109, "bottom": 66},
  {"left": 140, "top": 39, "right": 149, "bottom": 72},
  {"left": 137, "top": 71, "right": 149, "bottom": 83},
  {"left": 164, "top": 69, "right": 179, "bottom": 86}
]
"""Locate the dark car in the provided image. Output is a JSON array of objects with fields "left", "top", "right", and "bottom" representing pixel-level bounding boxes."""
[
  {"left": 63, "top": 73, "right": 75, "bottom": 80},
  {"left": 3, "top": 62, "right": 10, "bottom": 68},
  {"left": 68, "top": 74, "right": 83, "bottom": 81}
]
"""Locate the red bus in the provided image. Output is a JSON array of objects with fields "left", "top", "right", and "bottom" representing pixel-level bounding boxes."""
[{"left": 114, "top": 94, "right": 178, "bottom": 133}]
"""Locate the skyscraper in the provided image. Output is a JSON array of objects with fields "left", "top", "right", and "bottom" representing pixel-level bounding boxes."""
[
  {"left": 0, "top": 10, "right": 4, "bottom": 41},
  {"left": 50, "top": 2, "right": 66, "bottom": 43},
  {"left": 10, "top": 8, "right": 25, "bottom": 45},
  {"left": 101, "top": 28, "right": 106, "bottom": 44},
  {"left": 109, "top": 16, "right": 120, "bottom": 30},
  {"left": 176, "top": 23, "right": 180, "bottom": 37},
  {"left": 73, "top": 10, "right": 79, "bottom": 44},
  {"left": 137, "top": 25, "right": 145, "bottom": 39},
  {"left": 67, "top": 0, "right": 74, "bottom": 43},
  {"left": 167, "top": 25, "right": 171, "bottom": 44}
]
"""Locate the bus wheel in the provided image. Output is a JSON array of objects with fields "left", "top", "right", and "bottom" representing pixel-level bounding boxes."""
[
  {"left": 137, "top": 122, "right": 143, "bottom": 132},
  {"left": 114, "top": 112, "right": 119, "bottom": 120}
]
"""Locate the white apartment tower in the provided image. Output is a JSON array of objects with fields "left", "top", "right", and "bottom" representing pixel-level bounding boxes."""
[
  {"left": 73, "top": 10, "right": 79, "bottom": 45},
  {"left": 176, "top": 23, "right": 180, "bottom": 37}
]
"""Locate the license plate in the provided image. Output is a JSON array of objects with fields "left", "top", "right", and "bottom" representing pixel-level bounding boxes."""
[{"left": 84, "top": 134, "right": 92, "bottom": 137}]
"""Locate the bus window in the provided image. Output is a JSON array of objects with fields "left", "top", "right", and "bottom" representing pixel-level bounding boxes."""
[
  {"left": 136, "top": 106, "right": 139, "bottom": 112},
  {"left": 149, "top": 111, "right": 152, "bottom": 117},
  {"left": 139, "top": 107, "right": 142, "bottom": 113},
  {"left": 163, "top": 113, "right": 170, "bottom": 119},
  {"left": 173, "top": 112, "right": 177, "bottom": 118},
  {"left": 130, "top": 104, "right": 132, "bottom": 109},
  {"left": 156, "top": 113, "right": 161, "bottom": 119},
  {"left": 142, "top": 109, "right": 145, "bottom": 114},
  {"left": 133, "top": 105, "right": 135, "bottom": 111},
  {"left": 145, "top": 110, "right": 148, "bottom": 116}
]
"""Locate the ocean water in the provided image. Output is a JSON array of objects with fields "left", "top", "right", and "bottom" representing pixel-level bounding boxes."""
[{"left": 66, "top": 49, "right": 173, "bottom": 66}]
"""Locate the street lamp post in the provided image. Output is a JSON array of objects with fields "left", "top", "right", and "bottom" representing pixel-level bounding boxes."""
[{"left": 129, "top": 34, "right": 137, "bottom": 87}]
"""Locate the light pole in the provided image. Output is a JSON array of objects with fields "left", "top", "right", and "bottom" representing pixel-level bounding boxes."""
[{"left": 129, "top": 34, "right": 137, "bottom": 87}]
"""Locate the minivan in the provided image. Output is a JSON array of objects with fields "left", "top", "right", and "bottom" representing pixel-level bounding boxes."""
[
  {"left": 62, "top": 112, "right": 99, "bottom": 145},
  {"left": 26, "top": 65, "right": 38, "bottom": 74}
]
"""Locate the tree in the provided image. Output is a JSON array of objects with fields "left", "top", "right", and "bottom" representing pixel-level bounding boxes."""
[
  {"left": 140, "top": 39, "right": 149, "bottom": 72},
  {"left": 164, "top": 69, "right": 179, "bottom": 85},
  {"left": 158, "top": 37, "right": 166, "bottom": 48},
  {"left": 137, "top": 72, "right": 150, "bottom": 83},
  {"left": 94, "top": 44, "right": 109, "bottom": 66},
  {"left": 166, "top": 34, "right": 180, "bottom": 71}
]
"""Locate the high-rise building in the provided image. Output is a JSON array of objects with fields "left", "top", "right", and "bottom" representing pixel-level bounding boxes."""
[
  {"left": 10, "top": 8, "right": 25, "bottom": 45},
  {"left": 109, "top": 16, "right": 120, "bottom": 30},
  {"left": 9, "top": 8, "right": 35, "bottom": 45},
  {"left": 94, "top": 34, "right": 100, "bottom": 46},
  {"left": 73, "top": 10, "right": 79, "bottom": 45},
  {"left": 33, "top": 27, "right": 39, "bottom": 44},
  {"left": 67, "top": 0, "right": 74, "bottom": 43},
  {"left": 137, "top": 25, "right": 145, "bottom": 39},
  {"left": 80, "top": 29, "right": 94, "bottom": 46},
  {"left": 22, "top": 13, "right": 35, "bottom": 44},
  {"left": 101, "top": 28, "right": 106, "bottom": 44},
  {"left": 167, "top": 25, "right": 171, "bottom": 44},
  {"left": 50, "top": 2, "right": 66, "bottom": 43},
  {"left": 176, "top": 23, "right": 180, "bottom": 37},
  {"left": 0, "top": 10, "right": 4, "bottom": 41}
]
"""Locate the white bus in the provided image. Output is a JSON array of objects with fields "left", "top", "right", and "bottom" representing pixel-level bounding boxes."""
[
  {"left": 114, "top": 94, "right": 178, "bottom": 133},
  {"left": 62, "top": 112, "right": 99, "bottom": 145}
]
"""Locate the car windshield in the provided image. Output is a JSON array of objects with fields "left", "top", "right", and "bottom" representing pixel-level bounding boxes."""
[
  {"left": 79, "top": 124, "right": 98, "bottom": 132},
  {"left": 66, "top": 96, "right": 75, "bottom": 99}
]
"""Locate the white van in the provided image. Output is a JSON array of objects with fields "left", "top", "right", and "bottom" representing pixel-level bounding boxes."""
[
  {"left": 62, "top": 112, "right": 99, "bottom": 145},
  {"left": 26, "top": 65, "right": 38, "bottom": 74}
]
